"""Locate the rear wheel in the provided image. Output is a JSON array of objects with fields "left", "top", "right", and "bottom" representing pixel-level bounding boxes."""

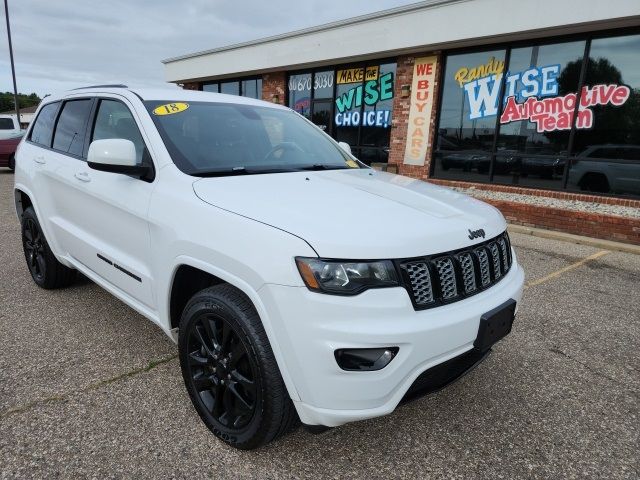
[
  {"left": 7, "top": 154, "right": 15, "bottom": 171},
  {"left": 21, "top": 207, "right": 76, "bottom": 289},
  {"left": 178, "top": 284, "right": 298, "bottom": 449}
]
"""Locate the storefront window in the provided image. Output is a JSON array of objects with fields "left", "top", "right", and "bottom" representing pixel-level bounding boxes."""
[
  {"left": 202, "top": 78, "right": 261, "bottom": 99},
  {"left": 494, "top": 40, "right": 585, "bottom": 190},
  {"left": 360, "top": 62, "right": 395, "bottom": 164},
  {"left": 432, "top": 32, "right": 640, "bottom": 199},
  {"left": 220, "top": 81, "right": 240, "bottom": 96},
  {"left": 334, "top": 62, "right": 396, "bottom": 164},
  {"left": 241, "top": 78, "right": 262, "bottom": 99},
  {"left": 313, "top": 70, "right": 334, "bottom": 99},
  {"left": 567, "top": 34, "right": 640, "bottom": 198},
  {"left": 288, "top": 73, "right": 312, "bottom": 118},
  {"left": 433, "top": 49, "right": 506, "bottom": 182}
]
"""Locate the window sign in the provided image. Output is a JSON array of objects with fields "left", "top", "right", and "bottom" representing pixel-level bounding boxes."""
[
  {"left": 434, "top": 33, "right": 640, "bottom": 199},
  {"left": 454, "top": 54, "right": 631, "bottom": 132},
  {"left": 404, "top": 56, "right": 438, "bottom": 166},
  {"left": 336, "top": 66, "right": 379, "bottom": 84},
  {"left": 334, "top": 66, "right": 394, "bottom": 128},
  {"left": 313, "top": 70, "right": 334, "bottom": 99}
]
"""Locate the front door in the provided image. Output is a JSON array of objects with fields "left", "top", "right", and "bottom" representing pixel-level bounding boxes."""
[{"left": 50, "top": 96, "right": 156, "bottom": 310}]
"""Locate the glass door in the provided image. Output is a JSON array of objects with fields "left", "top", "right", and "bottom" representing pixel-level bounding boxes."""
[{"left": 311, "top": 100, "right": 333, "bottom": 135}]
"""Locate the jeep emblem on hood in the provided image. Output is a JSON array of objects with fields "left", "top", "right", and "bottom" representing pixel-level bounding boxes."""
[{"left": 468, "top": 228, "right": 486, "bottom": 240}]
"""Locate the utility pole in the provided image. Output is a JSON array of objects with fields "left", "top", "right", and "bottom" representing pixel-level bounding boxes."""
[{"left": 4, "top": 0, "right": 20, "bottom": 126}]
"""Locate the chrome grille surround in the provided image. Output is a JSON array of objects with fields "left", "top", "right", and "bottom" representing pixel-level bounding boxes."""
[{"left": 398, "top": 232, "right": 513, "bottom": 310}]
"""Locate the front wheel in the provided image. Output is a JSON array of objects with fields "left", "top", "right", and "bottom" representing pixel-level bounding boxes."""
[
  {"left": 8, "top": 154, "right": 15, "bottom": 171},
  {"left": 178, "top": 284, "right": 298, "bottom": 449}
]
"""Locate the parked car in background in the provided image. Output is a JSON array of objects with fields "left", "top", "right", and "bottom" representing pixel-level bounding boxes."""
[
  {"left": 568, "top": 144, "right": 640, "bottom": 195},
  {"left": 0, "top": 114, "right": 24, "bottom": 140},
  {"left": 441, "top": 151, "right": 488, "bottom": 172},
  {"left": 0, "top": 131, "right": 23, "bottom": 171}
]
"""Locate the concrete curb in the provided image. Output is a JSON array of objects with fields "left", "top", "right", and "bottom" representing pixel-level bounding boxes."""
[{"left": 507, "top": 224, "right": 640, "bottom": 255}]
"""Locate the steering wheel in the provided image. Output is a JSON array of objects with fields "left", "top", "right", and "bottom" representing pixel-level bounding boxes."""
[{"left": 262, "top": 142, "right": 304, "bottom": 162}]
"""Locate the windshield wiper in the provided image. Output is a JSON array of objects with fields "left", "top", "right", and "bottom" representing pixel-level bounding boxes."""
[
  {"left": 195, "top": 166, "right": 300, "bottom": 177},
  {"left": 297, "top": 164, "right": 351, "bottom": 171}
]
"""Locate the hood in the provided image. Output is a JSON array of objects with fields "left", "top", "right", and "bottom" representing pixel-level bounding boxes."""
[{"left": 193, "top": 169, "right": 506, "bottom": 259}]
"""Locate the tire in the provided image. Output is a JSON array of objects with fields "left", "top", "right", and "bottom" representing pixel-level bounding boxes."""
[
  {"left": 8, "top": 154, "right": 15, "bottom": 171},
  {"left": 21, "top": 207, "right": 76, "bottom": 289},
  {"left": 178, "top": 284, "right": 298, "bottom": 450}
]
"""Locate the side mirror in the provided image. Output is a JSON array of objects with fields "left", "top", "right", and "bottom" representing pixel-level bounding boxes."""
[
  {"left": 338, "top": 141, "right": 352, "bottom": 155},
  {"left": 87, "top": 139, "right": 148, "bottom": 176}
]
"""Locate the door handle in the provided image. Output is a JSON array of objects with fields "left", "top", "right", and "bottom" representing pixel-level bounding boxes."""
[
  {"left": 33, "top": 156, "right": 45, "bottom": 164},
  {"left": 74, "top": 171, "right": 91, "bottom": 182}
]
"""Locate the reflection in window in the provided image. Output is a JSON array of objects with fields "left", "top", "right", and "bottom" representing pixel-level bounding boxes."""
[
  {"left": 567, "top": 34, "right": 640, "bottom": 198},
  {"left": 493, "top": 40, "right": 585, "bottom": 190},
  {"left": 203, "top": 83, "right": 218, "bottom": 92},
  {"left": 433, "top": 49, "right": 506, "bottom": 182}
]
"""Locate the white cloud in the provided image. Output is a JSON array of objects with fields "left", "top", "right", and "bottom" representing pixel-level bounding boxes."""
[{"left": 0, "top": 0, "right": 414, "bottom": 96}]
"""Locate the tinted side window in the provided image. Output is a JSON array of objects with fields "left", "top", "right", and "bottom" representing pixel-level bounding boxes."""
[
  {"left": 92, "top": 99, "right": 149, "bottom": 165},
  {"left": 0, "top": 118, "right": 14, "bottom": 129},
  {"left": 30, "top": 102, "right": 60, "bottom": 147},
  {"left": 53, "top": 99, "right": 93, "bottom": 156}
]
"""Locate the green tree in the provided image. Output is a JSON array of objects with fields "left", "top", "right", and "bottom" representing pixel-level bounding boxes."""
[{"left": 0, "top": 92, "right": 42, "bottom": 113}]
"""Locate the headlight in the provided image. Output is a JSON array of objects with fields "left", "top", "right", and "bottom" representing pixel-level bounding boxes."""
[{"left": 295, "top": 257, "right": 399, "bottom": 295}]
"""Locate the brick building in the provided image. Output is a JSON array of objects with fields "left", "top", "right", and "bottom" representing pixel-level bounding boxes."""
[{"left": 163, "top": 0, "right": 640, "bottom": 244}]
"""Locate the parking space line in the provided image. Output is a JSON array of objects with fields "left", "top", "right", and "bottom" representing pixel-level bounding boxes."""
[{"left": 525, "top": 250, "right": 610, "bottom": 289}]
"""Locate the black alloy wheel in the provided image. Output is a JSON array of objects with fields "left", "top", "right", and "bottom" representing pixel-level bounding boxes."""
[
  {"left": 179, "top": 285, "right": 298, "bottom": 449},
  {"left": 186, "top": 312, "right": 258, "bottom": 431},
  {"left": 22, "top": 216, "right": 46, "bottom": 283}
]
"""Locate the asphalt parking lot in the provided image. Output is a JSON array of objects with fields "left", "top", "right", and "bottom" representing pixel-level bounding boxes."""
[{"left": 0, "top": 169, "right": 638, "bottom": 479}]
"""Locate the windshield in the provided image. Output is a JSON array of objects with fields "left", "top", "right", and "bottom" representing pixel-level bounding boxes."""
[{"left": 145, "top": 101, "right": 360, "bottom": 176}]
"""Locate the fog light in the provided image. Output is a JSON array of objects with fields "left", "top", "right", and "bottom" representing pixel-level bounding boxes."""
[{"left": 334, "top": 347, "right": 399, "bottom": 371}]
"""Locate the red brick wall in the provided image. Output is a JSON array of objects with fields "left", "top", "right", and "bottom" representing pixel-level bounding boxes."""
[
  {"left": 485, "top": 199, "right": 640, "bottom": 245},
  {"left": 262, "top": 72, "right": 286, "bottom": 105},
  {"left": 428, "top": 179, "right": 640, "bottom": 209},
  {"left": 388, "top": 53, "right": 442, "bottom": 178}
]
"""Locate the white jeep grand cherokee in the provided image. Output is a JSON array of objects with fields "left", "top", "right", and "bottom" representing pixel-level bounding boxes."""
[{"left": 14, "top": 86, "right": 524, "bottom": 449}]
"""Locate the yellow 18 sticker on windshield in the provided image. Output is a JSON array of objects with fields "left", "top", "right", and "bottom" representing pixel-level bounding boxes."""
[
  {"left": 153, "top": 102, "right": 189, "bottom": 116},
  {"left": 346, "top": 159, "right": 359, "bottom": 168}
]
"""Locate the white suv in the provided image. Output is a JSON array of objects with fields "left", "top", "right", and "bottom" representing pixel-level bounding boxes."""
[{"left": 14, "top": 86, "right": 524, "bottom": 449}]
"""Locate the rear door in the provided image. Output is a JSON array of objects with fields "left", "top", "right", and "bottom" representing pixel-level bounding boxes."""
[
  {"left": 50, "top": 96, "right": 156, "bottom": 309},
  {"left": 19, "top": 101, "right": 64, "bottom": 251}
]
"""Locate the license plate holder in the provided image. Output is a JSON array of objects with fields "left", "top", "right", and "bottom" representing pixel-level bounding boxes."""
[{"left": 474, "top": 299, "right": 516, "bottom": 352}]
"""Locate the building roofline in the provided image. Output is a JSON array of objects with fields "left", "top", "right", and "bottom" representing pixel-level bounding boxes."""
[{"left": 161, "top": 0, "right": 459, "bottom": 64}]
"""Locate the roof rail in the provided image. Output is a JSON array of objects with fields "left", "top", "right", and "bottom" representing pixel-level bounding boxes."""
[{"left": 71, "top": 84, "right": 129, "bottom": 90}]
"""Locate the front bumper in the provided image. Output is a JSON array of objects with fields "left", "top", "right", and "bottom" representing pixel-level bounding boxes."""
[{"left": 259, "top": 257, "right": 525, "bottom": 427}]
